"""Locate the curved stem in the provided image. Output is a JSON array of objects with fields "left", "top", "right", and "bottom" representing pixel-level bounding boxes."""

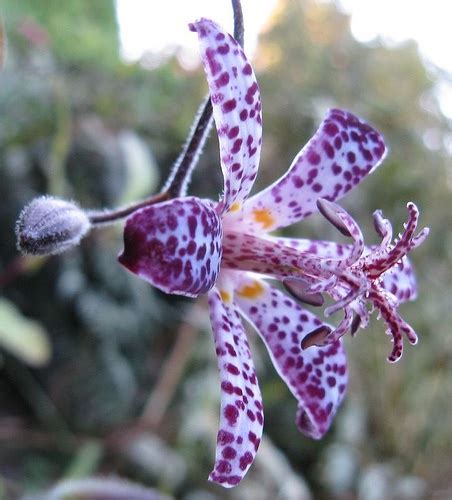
[
  {"left": 164, "top": 96, "right": 213, "bottom": 198},
  {"left": 87, "top": 192, "right": 170, "bottom": 225}
]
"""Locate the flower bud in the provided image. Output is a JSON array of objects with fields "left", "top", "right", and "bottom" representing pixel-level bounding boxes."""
[{"left": 16, "top": 196, "right": 91, "bottom": 255}]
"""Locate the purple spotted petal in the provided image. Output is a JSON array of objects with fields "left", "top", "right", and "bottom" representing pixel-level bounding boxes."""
[
  {"left": 222, "top": 231, "right": 327, "bottom": 281},
  {"left": 190, "top": 18, "right": 262, "bottom": 212},
  {"left": 380, "top": 257, "right": 418, "bottom": 303},
  {"left": 266, "top": 236, "right": 354, "bottom": 259},
  {"left": 265, "top": 236, "right": 418, "bottom": 303},
  {"left": 207, "top": 287, "right": 263, "bottom": 487},
  {"left": 234, "top": 276, "right": 347, "bottom": 439},
  {"left": 118, "top": 197, "right": 222, "bottom": 297},
  {"left": 229, "top": 109, "right": 386, "bottom": 232}
]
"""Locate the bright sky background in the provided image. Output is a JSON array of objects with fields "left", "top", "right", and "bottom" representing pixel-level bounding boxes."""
[
  {"left": 338, "top": 0, "right": 452, "bottom": 72},
  {"left": 116, "top": 0, "right": 278, "bottom": 68},
  {"left": 116, "top": 0, "right": 452, "bottom": 115}
]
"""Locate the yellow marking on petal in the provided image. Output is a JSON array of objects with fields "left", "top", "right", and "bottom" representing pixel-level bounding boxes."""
[
  {"left": 252, "top": 208, "right": 275, "bottom": 230},
  {"left": 220, "top": 290, "right": 232, "bottom": 303},
  {"left": 229, "top": 202, "right": 242, "bottom": 213},
  {"left": 237, "top": 280, "right": 264, "bottom": 299}
]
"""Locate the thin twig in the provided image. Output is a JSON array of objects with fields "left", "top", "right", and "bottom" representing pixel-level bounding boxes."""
[
  {"left": 87, "top": 191, "right": 170, "bottom": 225},
  {"left": 165, "top": 97, "right": 214, "bottom": 198},
  {"left": 139, "top": 304, "right": 207, "bottom": 429}
]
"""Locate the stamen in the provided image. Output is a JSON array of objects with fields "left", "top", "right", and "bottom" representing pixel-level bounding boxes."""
[
  {"left": 316, "top": 200, "right": 364, "bottom": 268},
  {"left": 304, "top": 275, "right": 338, "bottom": 294},
  {"left": 323, "top": 307, "right": 353, "bottom": 343},
  {"left": 316, "top": 198, "right": 351, "bottom": 237},
  {"left": 373, "top": 209, "right": 392, "bottom": 245},
  {"left": 301, "top": 325, "right": 332, "bottom": 349},
  {"left": 283, "top": 279, "right": 324, "bottom": 306},
  {"left": 369, "top": 289, "right": 418, "bottom": 362},
  {"left": 411, "top": 227, "right": 430, "bottom": 249},
  {"left": 324, "top": 273, "right": 365, "bottom": 316},
  {"left": 365, "top": 202, "right": 428, "bottom": 279}
]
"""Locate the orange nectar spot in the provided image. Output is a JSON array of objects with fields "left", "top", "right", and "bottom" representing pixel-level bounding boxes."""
[
  {"left": 237, "top": 280, "right": 265, "bottom": 299},
  {"left": 229, "top": 202, "right": 241, "bottom": 213},
  {"left": 220, "top": 290, "right": 231, "bottom": 303},
  {"left": 252, "top": 208, "right": 275, "bottom": 230}
]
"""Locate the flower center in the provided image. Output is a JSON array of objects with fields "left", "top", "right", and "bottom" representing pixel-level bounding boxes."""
[{"left": 301, "top": 199, "right": 428, "bottom": 362}]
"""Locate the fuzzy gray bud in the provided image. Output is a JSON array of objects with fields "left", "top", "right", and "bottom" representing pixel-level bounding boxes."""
[{"left": 16, "top": 196, "right": 91, "bottom": 255}]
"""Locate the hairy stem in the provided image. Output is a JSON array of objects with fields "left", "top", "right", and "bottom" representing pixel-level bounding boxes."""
[{"left": 87, "top": 192, "right": 169, "bottom": 225}]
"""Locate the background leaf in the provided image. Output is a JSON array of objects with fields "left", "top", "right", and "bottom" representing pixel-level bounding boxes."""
[{"left": 0, "top": 298, "right": 51, "bottom": 366}]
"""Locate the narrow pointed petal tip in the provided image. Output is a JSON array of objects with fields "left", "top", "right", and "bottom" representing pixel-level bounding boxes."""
[
  {"left": 191, "top": 17, "right": 262, "bottom": 212},
  {"left": 119, "top": 197, "right": 222, "bottom": 297},
  {"left": 208, "top": 288, "right": 263, "bottom": 488}
]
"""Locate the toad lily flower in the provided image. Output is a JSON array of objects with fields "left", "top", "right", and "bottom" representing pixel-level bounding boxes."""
[{"left": 118, "top": 18, "right": 427, "bottom": 487}]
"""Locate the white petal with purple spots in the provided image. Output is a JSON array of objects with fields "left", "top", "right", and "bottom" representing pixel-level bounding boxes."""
[
  {"left": 207, "top": 286, "right": 263, "bottom": 487},
  {"left": 228, "top": 109, "right": 386, "bottom": 232},
  {"left": 190, "top": 18, "right": 262, "bottom": 212},
  {"left": 234, "top": 275, "right": 347, "bottom": 439},
  {"left": 380, "top": 257, "right": 418, "bottom": 303},
  {"left": 118, "top": 197, "right": 222, "bottom": 297},
  {"left": 222, "top": 231, "right": 330, "bottom": 282}
]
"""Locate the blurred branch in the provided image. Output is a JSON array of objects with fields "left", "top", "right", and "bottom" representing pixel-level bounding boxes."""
[
  {"left": 139, "top": 304, "right": 206, "bottom": 429},
  {"left": 0, "top": 257, "right": 25, "bottom": 288},
  {"left": 100, "top": 302, "right": 209, "bottom": 457},
  {"left": 0, "top": 417, "right": 76, "bottom": 450},
  {"left": 3, "top": 357, "right": 74, "bottom": 442},
  {"left": 63, "top": 440, "right": 104, "bottom": 479}
]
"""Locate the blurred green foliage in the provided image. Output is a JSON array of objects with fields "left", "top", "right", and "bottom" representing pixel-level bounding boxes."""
[
  {"left": 0, "top": 0, "right": 451, "bottom": 498},
  {"left": 1, "top": 0, "right": 119, "bottom": 68},
  {"left": 0, "top": 297, "right": 50, "bottom": 366}
]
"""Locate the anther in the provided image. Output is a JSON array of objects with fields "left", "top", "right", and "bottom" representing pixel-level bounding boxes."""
[
  {"left": 316, "top": 198, "right": 351, "bottom": 237},
  {"left": 283, "top": 279, "right": 324, "bottom": 307},
  {"left": 301, "top": 325, "right": 332, "bottom": 349},
  {"left": 350, "top": 315, "right": 361, "bottom": 336}
]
